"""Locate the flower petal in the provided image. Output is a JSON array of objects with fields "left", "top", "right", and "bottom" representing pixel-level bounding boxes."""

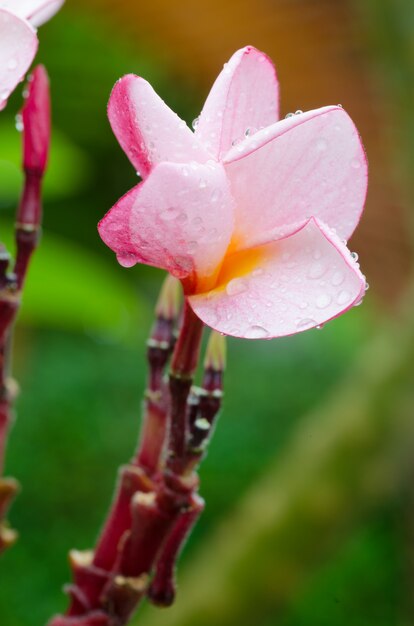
[
  {"left": 188, "top": 218, "right": 366, "bottom": 339},
  {"left": 0, "top": 9, "right": 37, "bottom": 111},
  {"left": 0, "top": 0, "right": 64, "bottom": 26},
  {"left": 108, "top": 75, "right": 210, "bottom": 178},
  {"left": 98, "top": 161, "right": 234, "bottom": 291},
  {"left": 195, "top": 46, "right": 279, "bottom": 159},
  {"left": 224, "top": 106, "right": 367, "bottom": 246}
]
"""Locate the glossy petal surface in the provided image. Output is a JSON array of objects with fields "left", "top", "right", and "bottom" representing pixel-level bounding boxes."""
[
  {"left": 98, "top": 161, "right": 234, "bottom": 290},
  {"left": 196, "top": 46, "right": 279, "bottom": 159},
  {"left": 188, "top": 218, "right": 365, "bottom": 339},
  {"left": 108, "top": 75, "right": 210, "bottom": 178},
  {"left": 0, "top": 9, "right": 37, "bottom": 111},
  {"left": 224, "top": 106, "right": 367, "bottom": 247}
]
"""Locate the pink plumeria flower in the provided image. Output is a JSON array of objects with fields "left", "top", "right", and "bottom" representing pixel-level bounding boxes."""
[
  {"left": 0, "top": 0, "right": 64, "bottom": 110},
  {"left": 99, "top": 46, "right": 368, "bottom": 340}
]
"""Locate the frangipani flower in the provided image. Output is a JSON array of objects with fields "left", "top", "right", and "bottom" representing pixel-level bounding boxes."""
[
  {"left": 99, "top": 46, "right": 368, "bottom": 340},
  {"left": 0, "top": 0, "right": 63, "bottom": 110}
]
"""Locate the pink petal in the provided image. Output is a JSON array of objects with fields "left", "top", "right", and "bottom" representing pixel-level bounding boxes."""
[
  {"left": 0, "top": 9, "right": 37, "bottom": 111},
  {"left": 0, "top": 0, "right": 64, "bottom": 26},
  {"left": 195, "top": 46, "right": 279, "bottom": 159},
  {"left": 98, "top": 161, "right": 234, "bottom": 292},
  {"left": 108, "top": 75, "right": 210, "bottom": 179},
  {"left": 224, "top": 106, "right": 368, "bottom": 246},
  {"left": 188, "top": 218, "right": 366, "bottom": 339}
]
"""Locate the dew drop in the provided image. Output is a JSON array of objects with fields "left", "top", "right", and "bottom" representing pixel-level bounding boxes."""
[
  {"left": 192, "top": 116, "right": 200, "bottom": 130},
  {"left": 245, "top": 325, "right": 269, "bottom": 339},
  {"left": 351, "top": 158, "right": 361, "bottom": 169},
  {"left": 176, "top": 213, "right": 187, "bottom": 224},
  {"left": 252, "top": 268, "right": 264, "bottom": 277},
  {"left": 296, "top": 318, "right": 317, "bottom": 330},
  {"left": 187, "top": 241, "right": 198, "bottom": 254},
  {"left": 192, "top": 216, "right": 203, "bottom": 227},
  {"left": 226, "top": 278, "right": 248, "bottom": 296},
  {"left": 316, "top": 293, "right": 332, "bottom": 309},
  {"left": 331, "top": 271, "right": 344, "bottom": 286},
  {"left": 15, "top": 113, "right": 23, "bottom": 132},
  {"left": 161, "top": 207, "right": 181, "bottom": 221},
  {"left": 299, "top": 301, "right": 308, "bottom": 310},
  {"left": 351, "top": 251, "right": 359, "bottom": 261},
  {"left": 308, "top": 262, "right": 326, "bottom": 279},
  {"left": 117, "top": 252, "right": 137, "bottom": 268},
  {"left": 365, "top": 282, "right": 370, "bottom": 291},
  {"left": 315, "top": 138, "right": 328, "bottom": 152},
  {"left": 285, "top": 112, "right": 294, "bottom": 118},
  {"left": 337, "top": 289, "right": 351, "bottom": 305}
]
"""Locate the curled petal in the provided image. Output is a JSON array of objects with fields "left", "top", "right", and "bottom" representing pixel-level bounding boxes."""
[
  {"left": 195, "top": 46, "right": 279, "bottom": 159},
  {"left": 0, "top": 9, "right": 37, "bottom": 111},
  {"left": 108, "top": 75, "right": 210, "bottom": 178},
  {"left": 98, "top": 161, "right": 234, "bottom": 291},
  {"left": 0, "top": 0, "right": 64, "bottom": 26},
  {"left": 224, "top": 106, "right": 368, "bottom": 246},
  {"left": 188, "top": 218, "right": 366, "bottom": 339}
]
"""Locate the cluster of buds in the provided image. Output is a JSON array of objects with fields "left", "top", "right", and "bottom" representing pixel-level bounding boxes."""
[{"left": 51, "top": 278, "right": 226, "bottom": 625}]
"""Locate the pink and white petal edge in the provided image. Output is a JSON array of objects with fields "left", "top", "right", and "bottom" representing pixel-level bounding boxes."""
[
  {"left": 0, "top": 9, "right": 38, "bottom": 111},
  {"left": 108, "top": 74, "right": 210, "bottom": 179},
  {"left": 98, "top": 161, "right": 235, "bottom": 287},
  {"left": 223, "top": 105, "right": 368, "bottom": 245},
  {"left": 188, "top": 218, "right": 366, "bottom": 339},
  {"left": 195, "top": 45, "right": 279, "bottom": 159}
]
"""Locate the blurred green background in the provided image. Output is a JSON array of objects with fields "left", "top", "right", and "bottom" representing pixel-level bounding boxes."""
[{"left": 1, "top": 0, "right": 414, "bottom": 625}]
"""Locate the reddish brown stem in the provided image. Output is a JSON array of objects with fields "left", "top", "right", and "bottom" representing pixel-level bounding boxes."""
[
  {"left": 14, "top": 171, "right": 42, "bottom": 291},
  {"left": 49, "top": 293, "right": 206, "bottom": 626},
  {"left": 148, "top": 494, "right": 205, "bottom": 607}
]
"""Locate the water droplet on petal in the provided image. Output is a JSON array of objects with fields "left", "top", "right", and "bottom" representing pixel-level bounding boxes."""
[
  {"left": 226, "top": 278, "right": 248, "bottom": 296},
  {"left": 285, "top": 112, "right": 294, "bottom": 118},
  {"left": 117, "top": 252, "right": 137, "bottom": 268},
  {"left": 161, "top": 207, "right": 181, "bottom": 221},
  {"left": 245, "top": 325, "right": 269, "bottom": 339},
  {"left": 296, "top": 318, "right": 317, "bottom": 330},
  {"left": 295, "top": 109, "right": 303, "bottom": 115},
  {"left": 331, "top": 271, "right": 344, "bottom": 286},
  {"left": 15, "top": 114, "right": 23, "bottom": 132},
  {"left": 337, "top": 289, "right": 351, "bottom": 305},
  {"left": 316, "top": 294, "right": 332, "bottom": 309},
  {"left": 192, "top": 116, "right": 200, "bottom": 130},
  {"left": 308, "top": 262, "right": 326, "bottom": 279},
  {"left": 351, "top": 159, "right": 361, "bottom": 169},
  {"left": 351, "top": 251, "right": 359, "bottom": 261},
  {"left": 315, "top": 138, "right": 328, "bottom": 152},
  {"left": 176, "top": 213, "right": 187, "bottom": 224}
]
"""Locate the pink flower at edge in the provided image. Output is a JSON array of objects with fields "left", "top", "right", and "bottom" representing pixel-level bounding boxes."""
[
  {"left": 0, "top": 0, "right": 64, "bottom": 110},
  {"left": 99, "top": 45, "right": 368, "bottom": 340}
]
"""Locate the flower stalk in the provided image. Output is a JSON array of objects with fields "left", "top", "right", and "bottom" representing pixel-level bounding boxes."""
[
  {"left": 0, "top": 66, "right": 50, "bottom": 554},
  {"left": 49, "top": 287, "right": 227, "bottom": 626}
]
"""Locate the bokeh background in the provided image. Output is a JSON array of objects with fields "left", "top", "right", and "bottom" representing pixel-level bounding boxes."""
[{"left": 1, "top": 0, "right": 414, "bottom": 624}]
